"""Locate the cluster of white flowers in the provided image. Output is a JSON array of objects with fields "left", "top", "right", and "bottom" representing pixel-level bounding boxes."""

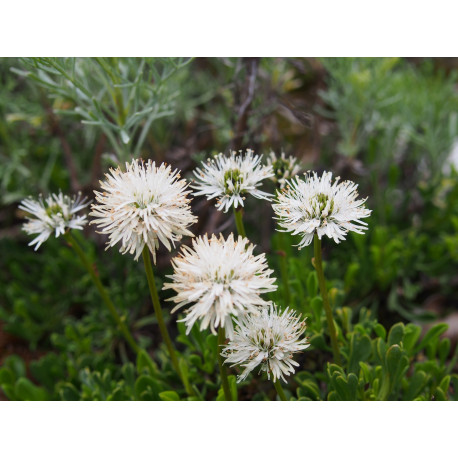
[
  {"left": 192, "top": 149, "right": 274, "bottom": 212},
  {"left": 90, "top": 159, "right": 197, "bottom": 262},
  {"left": 272, "top": 171, "right": 371, "bottom": 248},
  {"left": 19, "top": 192, "right": 90, "bottom": 250},
  {"left": 164, "top": 233, "right": 277, "bottom": 338},
  {"left": 221, "top": 304, "right": 309, "bottom": 383},
  {"left": 266, "top": 151, "right": 302, "bottom": 189},
  {"left": 19, "top": 141, "right": 374, "bottom": 391}
]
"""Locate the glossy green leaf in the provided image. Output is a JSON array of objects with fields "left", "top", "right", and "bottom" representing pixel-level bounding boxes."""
[
  {"left": 415, "top": 323, "right": 449, "bottom": 353},
  {"left": 387, "top": 323, "right": 405, "bottom": 347},
  {"left": 14, "top": 377, "right": 49, "bottom": 401},
  {"left": 306, "top": 271, "right": 318, "bottom": 297},
  {"left": 159, "top": 391, "right": 180, "bottom": 401}
]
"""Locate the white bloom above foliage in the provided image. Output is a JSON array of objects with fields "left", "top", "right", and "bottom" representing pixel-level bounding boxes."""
[
  {"left": 272, "top": 171, "right": 371, "bottom": 248},
  {"left": 164, "top": 233, "right": 277, "bottom": 338},
  {"left": 90, "top": 159, "right": 197, "bottom": 262},
  {"left": 221, "top": 304, "right": 309, "bottom": 383},
  {"left": 19, "top": 192, "right": 90, "bottom": 250},
  {"left": 192, "top": 149, "right": 274, "bottom": 212},
  {"left": 266, "top": 151, "right": 302, "bottom": 189}
]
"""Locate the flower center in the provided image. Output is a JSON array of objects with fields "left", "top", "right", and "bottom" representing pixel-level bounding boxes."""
[
  {"left": 314, "top": 193, "right": 334, "bottom": 216},
  {"left": 46, "top": 204, "right": 62, "bottom": 217},
  {"left": 131, "top": 193, "right": 155, "bottom": 210},
  {"left": 223, "top": 169, "right": 243, "bottom": 194},
  {"left": 252, "top": 328, "right": 277, "bottom": 356},
  {"left": 273, "top": 158, "right": 290, "bottom": 178},
  {"left": 213, "top": 268, "right": 235, "bottom": 284}
]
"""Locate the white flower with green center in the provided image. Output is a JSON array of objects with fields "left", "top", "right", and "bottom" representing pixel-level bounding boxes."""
[
  {"left": 266, "top": 151, "right": 302, "bottom": 189},
  {"left": 221, "top": 304, "right": 309, "bottom": 383},
  {"left": 90, "top": 159, "right": 197, "bottom": 262},
  {"left": 272, "top": 171, "right": 371, "bottom": 248},
  {"left": 163, "top": 233, "right": 277, "bottom": 338},
  {"left": 19, "top": 192, "right": 90, "bottom": 250},
  {"left": 192, "top": 149, "right": 274, "bottom": 212}
]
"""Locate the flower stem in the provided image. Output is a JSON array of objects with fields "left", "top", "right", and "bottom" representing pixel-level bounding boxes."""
[
  {"left": 141, "top": 247, "right": 181, "bottom": 373},
  {"left": 313, "top": 234, "right": 342, "bottom": 366},
  {"left": 277, "top": 231, "right": 291, "bottom": 306},
  {"left": 273, "top": 379, "right": 287, "bottom": 401},
  {"left": 64, "top": 231, "right": 140, "bottom": 354},
  {"left": 233, "top": 207, "right": 247, "bottom": 238},
  {"left": 142, "top": 247, "right": 197, "bottom": 398},
  {"left": 217, "top": 327, "right": 232, "bottom": 401}
]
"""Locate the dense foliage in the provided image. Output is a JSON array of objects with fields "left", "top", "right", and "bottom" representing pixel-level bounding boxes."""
[{"left": 0, "top": 57, "right": 457, "bottom": 400}]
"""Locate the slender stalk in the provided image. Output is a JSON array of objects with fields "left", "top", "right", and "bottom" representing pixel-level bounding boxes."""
[
  {"left": 217, "top": 327, "right": 232, "bottom": 401},
  {"left": 277, "top": 231, "right": 291, "bottom": 306},
  {"left": 141, "top": 246, "right": 181, "bottom": 375},
  {"left": 273, "top": 379, "right": 287, "bottom": 401},
  {"left": 313, "top": 234, "right": 342, "bottom": 366},
  {"left": 64, "top": 231, "right": 140, "bottom": 354},
  {"left": 233, "top": 207, "right": 247, "bottom": 238}
]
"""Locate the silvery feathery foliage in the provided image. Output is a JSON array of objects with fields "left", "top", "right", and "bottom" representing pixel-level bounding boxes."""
[
  {"left": 272, "top": 171, "right": 371, "bottom": 248},
  {"left": 192, "top": 149, "right": 274, "bottom": 212},
  {"left": 266, "top": 151, "right": 302, "bottom": 189},
  {"left": 163, "top": 233, "right": 277, "bottom": 339},
  {"left": 221, "top": 304, "right": 309, "bottom": 383},
  {"left": 19, "top": 192, "right": 90, "bottom": 250},
  {"left": 90, "top": 159, "right": 197, "bottom": 262}
]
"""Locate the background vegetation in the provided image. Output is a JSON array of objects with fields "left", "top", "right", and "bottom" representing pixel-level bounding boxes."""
[{"left": 0, "top": 57, "right": 457, "bottom": 400}]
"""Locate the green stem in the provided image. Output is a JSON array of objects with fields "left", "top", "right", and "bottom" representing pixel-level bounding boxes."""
[
  {"left": 313, "top": 234, "right": 342, "bottom": 366},
  {"left": 217, "top": 327, "right": 232, "bottom": 401},
  {"left": 141, "top": 246, "right": 181, "bottom": 375},
  {"left": 64, "top": 231, "right": 140, "bottom": 354},
  {"left": 273, "top": 379, "right": 287, "bottom": 401},
  {"left": 233, "top": 207, "right": 247, "bottom": 238},
  {"left": 277, "top": 231, "right": 291, "bottom": 306}
]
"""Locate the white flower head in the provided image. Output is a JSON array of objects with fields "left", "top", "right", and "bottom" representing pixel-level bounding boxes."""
[
  {"left": 192, "top": 149, "right": 274, "bottom": 212},
  {"left": 221, "top": 304, "right": 309, "bottom": 383},
  {"left": 19, "top": 191, "right": 90, "bottom": 250},
  {"left": 266, "top": 151, "right": 302, "bottom": 189},
  {"left": 90, "top": 159, "right": 197, "bottom": 262},
  {"left": 163, "top": 233, "right": 277, "bottom": 338},
  {"left": 272, "top": 171, "right": 371, "bottom": 248}
]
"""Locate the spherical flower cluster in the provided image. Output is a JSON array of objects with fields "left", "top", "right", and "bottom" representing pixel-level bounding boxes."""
[
  {"left": 221, "top": 304, "right": 309, "bottom": 383},
  {"left": 163, "top": 233, "right": 277, "bottom": 338},
  {"left": 266, "top": 151, "right": 302, "bottom": 189},
  {"left": 19, "top": 191, "right": 90, "bottom": 250},
  {"left": 272, "top": 171, "right": 371, "bottom": 248},
  {"left": 192, "top": 149, "right": 274, "bottom": 212},
  {"left": 90, "top": 159, "right": 197, "bottom": 262}
]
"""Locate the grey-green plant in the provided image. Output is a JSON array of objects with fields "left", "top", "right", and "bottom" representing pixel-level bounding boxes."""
[{"left": 11, "top": 57, "right": 193, "bottom": 160}]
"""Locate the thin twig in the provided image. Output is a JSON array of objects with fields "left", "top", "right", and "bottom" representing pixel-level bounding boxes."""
[
  {"left": 231, "top": 58, "right": 259, "bottom": 151},
  {"left": 43, "top": 99, "right": 80, "bottom": 192}
]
